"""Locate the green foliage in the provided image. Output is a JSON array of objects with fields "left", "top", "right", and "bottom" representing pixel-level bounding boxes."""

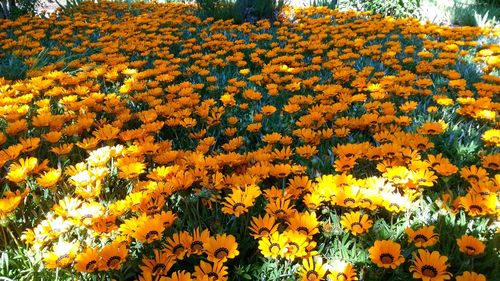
[
  {"left": 0, "top": 0, "right": 40, "bottom": 19},
  {"left": 449, "top": 0, "right": 500, "bottom": 26},
  {"left": 309, "top": 0, "right": 338, "bottom": 9},
  {"left": 0, "top": 54, "right": 27, "bottom": 81},
  {"left": 195, "top": 0, "right": 286, "bottom": 23},
  {"left": 344, "top": 0, "right": 422, "bottom": 18}
]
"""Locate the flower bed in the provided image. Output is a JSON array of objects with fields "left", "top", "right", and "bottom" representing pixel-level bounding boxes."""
[{"left": 0, "top": 2, "right": 499, "bottom": 280}]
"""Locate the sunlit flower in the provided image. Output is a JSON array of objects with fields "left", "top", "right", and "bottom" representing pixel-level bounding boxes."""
[
  {"left": 409, "top": 249, "right": 451, "bottom": 281},
  {"left": 368, "top": 240, "right": 405, "bottom": 269}
]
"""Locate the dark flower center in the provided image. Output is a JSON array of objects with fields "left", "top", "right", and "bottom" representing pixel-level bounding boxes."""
[
  {"left": 337, "top": 273, "right": 348, "bottom": 281},
  {"left": 469, "top": 205, "right": 483, "bottom": 212},
  {"left": 233, "top": 203, "right": 246, "bottom": 212},
  {"left": 350, "top": 222, "right": 363, "bottom": 231},
  {"left": 146, "top": 230, "right": 159, "bottom": 241},
  {"left": 297, "top": 226, "right": 309, "bottom": 235},
  {"left": 288, "top": 242, "right": 299, "bottom": 253},
  {"left": 85, "top": 260, "right": 97, "bottom": 271},
  {"left": 467, "top": 174, "right": 479, "bottom": 181},
  {"left": 269, "top": 243, "right": 280, "bottom": 253},
  {"left": 414, "top": 234, "right": 429, "bottom": 243},
  {"left": 191, "top": 241, "right": 203, "bottom": 252},
  {"left": 421, "top": 265, "right": 437, "bottom": 277},
  {"left": 380, "top": 253, "right": 394, "bottom": 264},
  {"left": 207, "top": 272, "right": 219, "bottom": 278},
  {"left": 172, "top": 244, "right": 185, "bottom": 255},
  {"left": 56, "top": 254, "right": 70, "bottom": 265},
  {"left": 306, "top": 270, "right": 319, "bottom": 280},
  {"left": 107, "top": 256, "right": 121, "bottom": 267},
  {"left": 215, "top": 247, "right": 229, "bottom": 259},
  {"left": 465, "top": 246, "right": 476, "bottom": 255},
  {"left": 344, "top": 198, "right": 355, "bottom": 205},
  {"left": 152, "top": 263, "right": 166, "bottom": 274},
  {"left": 258, "top": 227, "right": 270, "bottom": 236}
]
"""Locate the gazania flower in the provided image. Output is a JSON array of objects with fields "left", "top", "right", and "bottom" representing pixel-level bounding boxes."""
[
  {"left": 286, "top": 211, "right": 320, "bottom": 237},
  {"left": 36, "top": 169, "right": 62, "bottom": 189},
  {"left": 43, "top": 241, "right": 80, "bottom": 269},
  {"left": 204, "top": 234, "right": 239, "bottom": 263},
  {"left": 455, "top": 271, "right": 486, "bottom": 281},
  {"left": 164, "top": 231, "right": 192, "bottom": 260},
  {"left": 162, "top": 270, "right": 193, "bottom": 281},
  {"left": 340, "top": 211, "right": 373, "bottom": 236},
  {"left": 74, "top": 247, "right": 100, "bottom": 273},
  {"left": 283, "top": 231, "right": 309, "bottom": 260},
  {"left": 327, "top": 259, "right": 358, "bottom": 281},
  {"left": 133, "top": 216, "right": 165, "bottom": 243},
  {"left": 405, "top": 226, "right": 439, "bottom": 248},
  {"left": 409, "top": 249, "right": 451, "bottom": 281},
  {"left": 139, "top": 249, "right": 175, "bottom": 278},
  {"left": 298, "top": 257, "right": 327, "bottom": 281},
  {"left": 266, "top": 198, "right": 295, "bottom": 220},
  {"left": 194, "top": 260, "right": 228, "bottom": 281},
  {"left": 458, "top": 193, "right": 495, "bottom": 217},
  {"left": 221, "top": 186, "right": 261, "bottom": 217},
  {"left": 456, "top": 235, "right": 486, "bottom": 256},
  {"left": 249, "top": 214, "right": 279, "bottom": 239},
  {"left": 51, "top": 143, "right": 74, "bottom": 155},
  {"left": 258, "top": 231, "right": 288, "bottom": 258},
  {"left": 93, "top": 124, "right": 120, "bottom": 141},
  {"left": 98, "top": 242, "right": 128, "bottom": 271},
  {"left": 368, "top": 240, "right": 405, "bottom": 269},
  {"left": 0, "top": 188, "right": 29, "bottom": 220},
  {"left": 460, "top": 165, "right": 489, "bottom": 184},
  {"left": 118, "top": 161, "right": 146, "bottom": 179},
  {"left": 190, "top": 228, "right": 211, "bottom": 255},
  {"left": 482, "top": 129, "right": 499, "bottom": 146}
]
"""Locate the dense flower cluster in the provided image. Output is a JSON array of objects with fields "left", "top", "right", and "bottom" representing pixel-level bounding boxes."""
[{"left": 0, "top": 1, "right": 498, "bottom": 280}]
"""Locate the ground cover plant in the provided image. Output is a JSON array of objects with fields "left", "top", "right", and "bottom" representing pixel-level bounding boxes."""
[{"left": 0, "top": 1, "right": 499, "bottom": 280}]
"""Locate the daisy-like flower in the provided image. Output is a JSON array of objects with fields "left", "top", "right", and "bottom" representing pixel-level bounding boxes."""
[
  {"left": 297, "top": 256, "right": 327, "bottom": 281},
  {"left": 43, "top": 241, "right": 80, "bottom": 269},
  {"left": 74, "top": 247, "right": 100, "bottom": 273},
  {"left": 139, "top": 249, "right": 175, "bottom": 279},
  {"left": 368, "top": 240, "right": 405, "bottom": 269},
  {"left": 249, "top": 214, "right": 279, "bottom": 239},
  {"left": 36, "top": 168, "right": 62, "bottom": 189},
  {"left": 327, "top": 259, "right": 358, "bottom": 281},
  {"left": 455, "top": 271, "right": 487, "bottom": 281},
  {"left": 409, "top": 249, "right": 451, "bottom": 281},
  {"left": 286, "top": 211, "right": 320, "bottom": 238},
  {"left": 258, "top": 231, "right": 288, "bottom": 258},
  {"left": 204, "top": 234, "right": 239, "bottom": 263},
  {"left": 482, "top": 129, "right": 499, "bottom": 146},
  {"left": 405, "top": 226, "right": 439, "bottom": 248},
  {"left": 98, "top": 242, "right": 128, "bottom": 271},
  {"left": 164, "top": 231, "right": 192, "bottom": 260},
  {"left": 162, "top": 270, "right": 193, "bottom": 281},
  {"left": 456, "top": 235, "right": 486, "bottom": 256},
  {"left": 194, "top": 260, "right": 228, "bottom": 281},
  {"left": 133, "top": 216, "right": 165, "bottom": 243},
  {"left": 283, "top": 230, "right": 309, "bottom": 260},
  {"left": 340, "top": 211, "right": 373, "bottom": 236},
  {"left": 190, "top": 228, "right": 210, "bottom": 255}
]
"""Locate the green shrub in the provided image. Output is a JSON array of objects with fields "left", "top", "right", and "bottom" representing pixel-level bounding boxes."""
[
  {"left": 338, "top": 0, "right": 421, "bottom": 18},
  {"left": 449, "top": 0, "right": 500, "bottom": 26},
  {"left": 309, "top": 0, "right": 338, "bottom": 9},
  {"left": 195, "top": 0, "right": 286, "bottom": 23},
  {"left": 0, "top": 0, "right": 40, "bottom": 19}
]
